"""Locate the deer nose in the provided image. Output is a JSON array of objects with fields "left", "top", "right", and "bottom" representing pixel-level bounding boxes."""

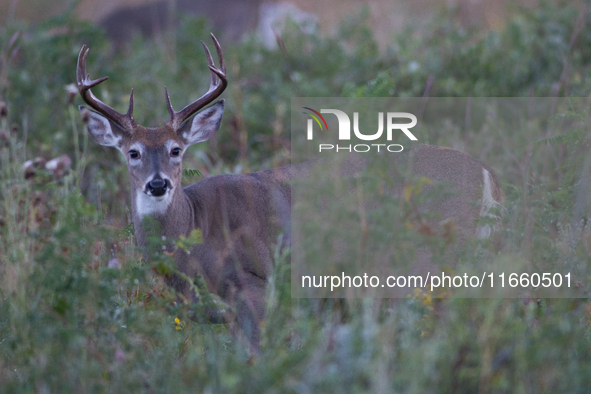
[{"left": 147, "top": 178, "right": 168, "bottom": 197}]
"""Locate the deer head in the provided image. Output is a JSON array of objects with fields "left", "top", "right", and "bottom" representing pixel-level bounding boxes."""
[{"left": 77, "top": 34, "right": 227, "bottom": 217}]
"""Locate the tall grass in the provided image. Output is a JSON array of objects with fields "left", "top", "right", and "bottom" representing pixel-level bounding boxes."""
[{"left": 1, "top": 1, "right": 591, "bottom": 392}]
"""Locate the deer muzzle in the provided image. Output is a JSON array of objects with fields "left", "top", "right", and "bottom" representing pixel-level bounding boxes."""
[{"left": 146, "top": 177, "right": 170, "bottom": 197}]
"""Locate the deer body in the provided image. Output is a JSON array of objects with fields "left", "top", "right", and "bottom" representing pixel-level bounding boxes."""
[
  {"left": 77, "top": 35, "right": 503, "bottom": 348},
  {"left": 400, "top": 144, "right": 504, "bottom": 240},
  {"left": 133, "top": 166, "right": 291, "bottom": 342},
  {"left": 140, "top": 168, "right": 292, "bottom": 293}
]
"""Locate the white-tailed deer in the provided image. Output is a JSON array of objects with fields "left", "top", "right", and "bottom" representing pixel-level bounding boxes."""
[
  {"left": 78, "top": 34, "right": 291, "bottom": 348},
  {"left": 77, "top": 34, "right": 503, "bottom": 348},
  {"left": 99, "top": 0, "right": 259, "bottom": 47},
  {"left": 98, "top": 0, "right": 316, "bottom": 51}
]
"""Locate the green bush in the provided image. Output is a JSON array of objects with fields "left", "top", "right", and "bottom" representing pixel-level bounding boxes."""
[{"left": 2, "top": 1, "right": 591, "bottom": 392}]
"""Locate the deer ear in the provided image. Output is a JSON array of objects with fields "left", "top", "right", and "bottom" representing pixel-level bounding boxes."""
[
  {"left": 179, "top": 100, "right": 224, "bottom": 145},
  {"left": 80, "top": 106, "right": 126, "bottom": 151}
]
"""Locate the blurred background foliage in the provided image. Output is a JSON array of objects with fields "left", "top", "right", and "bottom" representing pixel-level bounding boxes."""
[{"left": 2, "top": 0, "right": 591, "bottom": 392}]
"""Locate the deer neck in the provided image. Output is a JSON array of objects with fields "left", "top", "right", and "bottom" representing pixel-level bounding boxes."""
[{"left": 131, "top": 185, "right": 196, "bottom": 246}]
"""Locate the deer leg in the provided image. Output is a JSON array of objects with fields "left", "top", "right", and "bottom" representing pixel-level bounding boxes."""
[{"left": 234, "top": 280, "right": 267, "bottom": 352}]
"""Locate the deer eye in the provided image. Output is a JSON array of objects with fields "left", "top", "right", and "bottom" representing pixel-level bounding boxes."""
[
  {"left": 129, "top": 150, "right": 140, "bottom": 159},
  {"left": 171, "top": 148, "right": 181, "bottom": 157}
]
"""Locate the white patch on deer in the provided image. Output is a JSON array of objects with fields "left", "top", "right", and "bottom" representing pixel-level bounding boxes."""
[
  {"left": 136, "top": 189, "right": 173, "bottom": 218},
  {"left": 476, "top": 168, "right": 501, "bottom": 239}
]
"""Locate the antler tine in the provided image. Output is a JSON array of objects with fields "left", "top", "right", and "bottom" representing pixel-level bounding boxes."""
[
  {"left": 76, "top": 45, "right": 135, "bottom": 131},
  {"left": 168, "top": 34, "right": 227, "bottom": 130},
  {"left": 210, "top": 32, "right": 226, "bottom": 75},
  {"left": 201, "top": 40, "right": 217, "bottom": 87},
  {"left": 165, "top": 87, "right": 174, "bottom": 120}
]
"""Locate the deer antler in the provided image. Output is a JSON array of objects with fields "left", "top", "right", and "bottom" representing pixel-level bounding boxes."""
[
  {"left": 166, "top": 33, "right": 227, "bottom": 130},
  {"left": 76, "top": 45, "right": 136, "bottom": 131}
]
